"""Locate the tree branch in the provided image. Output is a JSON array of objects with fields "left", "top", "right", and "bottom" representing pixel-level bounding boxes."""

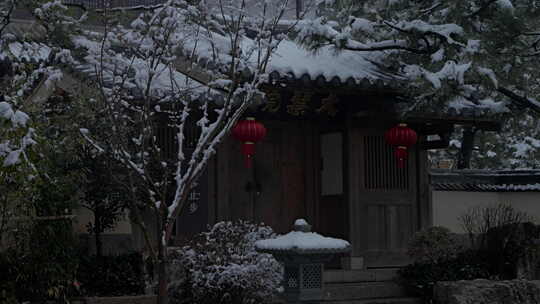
[
  {"left": 497, "top": 87, "right": 540, "bottom": 114},
  {"left": 468, "top": 0, "right": 499, "bottom": 18},
  {"left": 0, "top": 1, "right": 14, "bottom": 37},
  {"left": 342, "top": 43, "right": 433, "bottom": 54}
]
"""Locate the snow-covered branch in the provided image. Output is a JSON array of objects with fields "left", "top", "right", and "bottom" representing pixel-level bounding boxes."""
[
  {"left": 73, "top": 1, "right": 292, "bottom": 301},
  {"left": 297, "top": 0, "right": 540, "bottom": 116}
]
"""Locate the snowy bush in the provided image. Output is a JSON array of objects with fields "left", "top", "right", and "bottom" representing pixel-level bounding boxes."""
[
  {"left": 168, "top": 221, "right": 282, "bottom": 304},
  {"left": 398, "top": 251, "right": 491, "bottom": 302},
  {"left": 483, "top": 222, "right": 540, "bottom": 280},
  {"left": 399, "top": 226, "right": 491, "bottom": 301},
  {"left": 407, "top": 226, "right": 463, "bottom": 264}
]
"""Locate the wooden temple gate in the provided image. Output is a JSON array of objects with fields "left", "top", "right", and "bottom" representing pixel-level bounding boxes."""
[
  {"left": 207, "top": 87, "right": 432, "bottom": 268},
  {"left": 155, "top": 81, "right": 491, "bottom": 268}
]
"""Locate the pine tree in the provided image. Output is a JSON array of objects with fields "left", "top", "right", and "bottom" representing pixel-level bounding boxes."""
[
  {"left": 298, "top": 0, "right": 540, "bottom": 169},
  {"left": 432, "top": 109, "right": 540, "bottom": 169},
  {"left": 297, "top": 0, "right": 540, "bottom": 114}
]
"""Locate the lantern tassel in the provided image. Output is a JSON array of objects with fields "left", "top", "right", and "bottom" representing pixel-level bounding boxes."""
[
  {"left": 245, "top": 155, "right": 253, "bottom": 169},
  {"left": 395, "top": 147, "right": 408, "bottom": 169},
  {"left": 398, "top": 157, "right": 405, "bottom": 169},
  {"left": 242, "top": 142, "right": 256, "bottom": 169}
]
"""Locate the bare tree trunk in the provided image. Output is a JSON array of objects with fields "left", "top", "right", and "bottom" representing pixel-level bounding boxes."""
[
  {"left": 95, "top": 212, "right": 103, "bottom": 257},
  {"left": 156, "top": 209, "right": 168, "bottom": 304},
  {"left": 157, "top": 256, "right": 168, "bottom": 304},
  {"left": 96, "top": 230, "right": 103, "bottom": 257}
]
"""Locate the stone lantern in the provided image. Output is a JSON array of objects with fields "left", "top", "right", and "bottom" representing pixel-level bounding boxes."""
[{"left": 255, "top": 219, "right": 350, "bottom": 303}]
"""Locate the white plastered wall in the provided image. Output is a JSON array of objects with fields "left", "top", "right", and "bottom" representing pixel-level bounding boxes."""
[{"left": 433, "top": 191, "right": 540, "bottom": 233}]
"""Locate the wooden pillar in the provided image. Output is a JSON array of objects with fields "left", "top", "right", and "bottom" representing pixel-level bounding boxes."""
[
  {"left": 458, "top": 127, "right": 477, "bottom": 169},
  {"left": 346, "top": 122, "right": 364, "bottom": 257},
  {"left": 416, "top": 142, "right": 432, "bottom": 230},
  {"left": 303, "top": 122, "right": 319, "bottom": 229}
]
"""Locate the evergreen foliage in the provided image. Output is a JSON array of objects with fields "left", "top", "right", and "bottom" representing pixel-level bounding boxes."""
[
  {"left": 298, "top": 0, "right": 540, "bottom": 116},
  {"left": 430, "top": 109, "right": 540, "bottom": 169},
  {"left": 77, "top": 252, "right": 146, "bottom": 297}
]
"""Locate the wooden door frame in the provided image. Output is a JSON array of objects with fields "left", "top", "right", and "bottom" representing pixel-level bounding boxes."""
[
  {"left": 318, "top": 125, "right": 349, "bottom": 240},
  {"left": 306, "top": 121, "right": 321, "bottom": 231},
  {"left": 213, "top": 119, "right": 321, "bottom": 232},
  {"left": 345, "top": 116, "right": 428, "bottom": 266}
]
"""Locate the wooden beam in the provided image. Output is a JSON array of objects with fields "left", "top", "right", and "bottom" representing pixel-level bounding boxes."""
[
  {"left": 410, "top": 123, "right": 454, "bottom": 136},
  {"left": 419, "top": 139, "right": 449, "bottom": 150},
  {"left": 405, "top": 115, "right": 501, "bottom": 131}
]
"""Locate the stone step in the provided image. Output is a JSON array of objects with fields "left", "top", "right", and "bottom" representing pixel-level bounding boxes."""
[
  {"left": 323, "top": 282, "right": 408, "bottom": 301},
  {"left": 320, "top": 297, "right": 422, "bottom": 304},
  {"left": 325, "top": 269, "right": 399, "bottom": 283}
]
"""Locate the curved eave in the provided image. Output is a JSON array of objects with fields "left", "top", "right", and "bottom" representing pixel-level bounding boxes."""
[{"left": 266, "top": 70, "right": 406, "bottom": 92}]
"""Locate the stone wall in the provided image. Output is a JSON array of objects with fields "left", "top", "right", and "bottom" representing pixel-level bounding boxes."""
[{"left": 435, "top": 279, "right": 540, "bottom": 304}]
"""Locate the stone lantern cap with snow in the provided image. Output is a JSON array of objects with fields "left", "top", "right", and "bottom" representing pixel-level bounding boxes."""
[
  {"left": 255, "top": 219, "right": 350, "bottom": 255},
  {"left": 255, "top": 219, "right": 350, "bottom": 303}
]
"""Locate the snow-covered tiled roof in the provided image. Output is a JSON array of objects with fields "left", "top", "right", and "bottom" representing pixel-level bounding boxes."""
[
  {"left": 265, "top": 39, "right": 400, "bottom": 87},
  {"left": 431, "top": 169, "right": 540, "bottom": 192},
  {"left": 433, "top": 183, "right": 540, "bottom": 192},
  {"left": 188, "top": 28, "right": 401, "bottom": 89},
  {"left": 71, "top": 35, "right": 220, "bottom": 99}
]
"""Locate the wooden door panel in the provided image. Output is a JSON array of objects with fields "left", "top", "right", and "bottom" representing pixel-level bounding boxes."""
[
  {"left": 254, "top": 127, "right": 283, "bottom": 230},
  {"left": 279, "top": 123, "right": 307, "bottom": 233},
  {"left": 319, "top": 195, "right": 346, "bottom": 239},
  {"left": 281, "top": 164, "right": 305, "bottom": 232},
  {"left": 365, "top": 204, "right": 413, "bottom": 250},
  {"left": 361, "top": 192, "right": 416, "bottom": 204},
  {"left": 366, "top": 204, "right": 386, "bottom": 251},
  {"left": 228, "top": 140, "right": 253, "bottom": 221},
  {"left": 224, "top": 121, "right": 313, "bottom": 234},
  {"left": 349, "top": 127, "right": 418, "bottom": 267}
]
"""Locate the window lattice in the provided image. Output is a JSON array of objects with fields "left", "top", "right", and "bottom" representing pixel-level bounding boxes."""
[
  {"left": 364, "top": 135, "right": 409, "bottom": 191},
  {"left": 285, "top": 267, "right": 299, "bottom": 288},
  {"left": 301, "top": 264, "right": 322, "bottom": 289}
]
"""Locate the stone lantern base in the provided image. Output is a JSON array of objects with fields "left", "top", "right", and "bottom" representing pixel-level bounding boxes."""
[
  {"left": 255, "top": 219, "right": 351, "bottom": 304},
  {"left": 284, "top": 263, "right": 324, "bottom": 302}
]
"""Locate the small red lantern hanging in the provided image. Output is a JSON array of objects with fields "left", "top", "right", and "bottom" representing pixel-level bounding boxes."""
[
  {"left": 232, "top": 117, "right": 267, "bottom": 168},
  {"left": 384, "top": 123, "right": 418, "bottom": 168}
]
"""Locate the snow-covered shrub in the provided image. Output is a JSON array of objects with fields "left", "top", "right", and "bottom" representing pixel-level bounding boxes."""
[
  {"left": 400, "top": 227, "right": 491, "bottom": 301},
  {"left": 484, "top": 222, "right": 540, "bottom": 279},
  {"left": 407, "top": 226, "right": 463, "bottom": 264},
  {"left": 398, "top": 250, "right": 491, "bottom": 302},
  {"left": 168, "top": 221, "right": 282, "bottom": 304}
]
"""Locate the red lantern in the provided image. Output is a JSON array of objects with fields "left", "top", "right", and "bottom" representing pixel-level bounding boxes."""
[
  {"left": 232, "top": 117, "right": 267, "bottom": 168},
  {"left": 384, "top": 123, "right": 418, "bottom": 168}
]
